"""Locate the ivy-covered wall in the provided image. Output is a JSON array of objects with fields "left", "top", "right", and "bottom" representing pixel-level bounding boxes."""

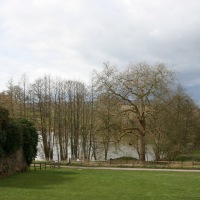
[{"left": 0, "top": 148, "right": 27, "bottom": 177}]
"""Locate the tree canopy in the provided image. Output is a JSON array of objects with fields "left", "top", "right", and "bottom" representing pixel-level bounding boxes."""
[{"left": 0, "top": 62, "right": 200, "bottom": 162}]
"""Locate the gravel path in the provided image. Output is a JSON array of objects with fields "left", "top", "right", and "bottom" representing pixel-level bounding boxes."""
[{"left": 62, "top": 166, "right": 200, "bottom": 172}]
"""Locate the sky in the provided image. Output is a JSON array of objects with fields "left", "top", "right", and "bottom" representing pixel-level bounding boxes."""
[{"left": 0, "top": 0, "right": 200, "bottom": 102}]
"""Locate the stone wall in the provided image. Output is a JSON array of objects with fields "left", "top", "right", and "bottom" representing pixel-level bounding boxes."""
[{"left": 0, "top": 148, "right": 28, "bottom": 177}]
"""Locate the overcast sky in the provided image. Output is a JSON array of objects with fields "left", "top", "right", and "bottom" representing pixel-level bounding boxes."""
[{"left": 0, "top": 0, "right": 200, "bottom": 102}]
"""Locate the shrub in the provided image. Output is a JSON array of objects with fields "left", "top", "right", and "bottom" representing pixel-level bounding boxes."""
[
  {"left": 0, "top": 127, "right": 6, "bottom": 157},
  {"left": 19, "top": 119, "right": 38, "bottom": 166},
  {"left": 0, "top": 106, "right": 9, "bottom": 157},
  {"left": 176, "top": 155, "right": 200, "bottom": 162},
  {"left": 0, "top": 106, "right": 9, "bottom": 130},
  {"left": 0, "top": 107, "right": 38, "bottom": 166},
  {"left": 110, "top": 156, "right": 138, "bottom": 161},
  {"left": 2, "top": 121, "right": 22, "bottom": 155}
]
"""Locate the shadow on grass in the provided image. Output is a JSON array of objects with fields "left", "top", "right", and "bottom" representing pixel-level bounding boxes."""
[{"left": 0, "top": 169, "right": 78, "bottom": 190}]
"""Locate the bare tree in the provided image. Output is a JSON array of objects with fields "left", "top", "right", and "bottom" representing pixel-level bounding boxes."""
[
  {"left": 31, "top": 77, "right": 54, "bottom": 160},
  {"left": 94, "top": 93, "right": 121, "bottom": 160},
  {"left": 95, "top": 62, "right": 175, "bottom": 161},
  {"left": 149, "top": 86, "right": 200, "bottom": 160}
]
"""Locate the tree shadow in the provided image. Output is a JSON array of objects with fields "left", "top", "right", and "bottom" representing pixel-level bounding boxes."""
[{"left": 0, "top": 169, "right": 78, "bottom": 190}]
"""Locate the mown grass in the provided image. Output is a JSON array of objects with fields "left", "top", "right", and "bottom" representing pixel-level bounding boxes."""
[{"left": 0, "top": 168, "right": 200, "bottom": 200}]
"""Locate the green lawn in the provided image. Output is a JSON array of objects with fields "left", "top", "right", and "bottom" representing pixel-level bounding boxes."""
[{"left": 0, "top": 168, "right": 200, "bottom": 200}]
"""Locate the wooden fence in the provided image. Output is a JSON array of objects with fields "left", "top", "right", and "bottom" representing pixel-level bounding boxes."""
[
  {"left": 30, "top": 161, "right": 60, "bottom": 171},
  {"left": 30, "top": 160, "right": 200, "bottom": 170}
]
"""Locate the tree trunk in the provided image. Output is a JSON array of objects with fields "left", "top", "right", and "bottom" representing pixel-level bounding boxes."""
[{"left": 138, "top": 134, "right": 145, "bottom": 161}]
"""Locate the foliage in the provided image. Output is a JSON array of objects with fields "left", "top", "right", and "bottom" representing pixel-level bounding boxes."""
[
  {"left": 0, "top": 106, "right": 9, "bottom": 157},
  {"left": 0, "top": 106, "right": 38, "bottom": 165},
  {"left": 20, "top": 119, "right": 38, "bottom": 165},
  {"left": 176, "top": 154, "right": 200, "bottom": 162},
  {"left": 0, "top": 127, "right": 6, "bottom": 157},
  {"left": 110, "top": 156, "right": 138, "bottom": 161},
  {"left": 0, "top": 106, "right": 9, "bottom": 130},
  {"left": 191, "top": 149, "right": 200, "bottom": 155},
  {"left": 2, "top": 120, "right": 22, "bottom": 155}
]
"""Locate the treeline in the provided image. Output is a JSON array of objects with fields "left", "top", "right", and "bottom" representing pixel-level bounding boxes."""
[
  {"left": 0, "top": 62, "right": 200, "bottom": 161},
  {"left": 1, "top": 76, "right": 97, "bottom": 161},
  {"left": 0, "top": 107, "right": 38, "bottom": 165}
]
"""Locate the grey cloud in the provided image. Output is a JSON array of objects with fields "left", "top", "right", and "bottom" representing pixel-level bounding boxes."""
[{"left": 0, "top": 0, "right": 200, "bottom": 101}]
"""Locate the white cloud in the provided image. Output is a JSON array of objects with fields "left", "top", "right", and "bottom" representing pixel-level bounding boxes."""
[
  {"left": 186, "top": 79, "right": 200, "bottom": 87},
  {"left": 0, "top": 0, "right": 200, "bottom": 100}
]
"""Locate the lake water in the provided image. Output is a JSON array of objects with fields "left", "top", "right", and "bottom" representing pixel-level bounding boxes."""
[{"left": 35, "top": 139, "right": 154, "bottom": 161}]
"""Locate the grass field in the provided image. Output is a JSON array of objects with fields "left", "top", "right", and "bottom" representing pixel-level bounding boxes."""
[{"left": 0, "top": 168, "right": 200, "bottom": 200}]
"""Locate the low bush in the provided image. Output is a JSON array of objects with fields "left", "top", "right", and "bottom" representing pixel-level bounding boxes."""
[
  {"left": 176, "top": 155, "right": 200, "bottom": 162},
  {"left": 110, "top": 156, "right": 138, "bottom": 161}
]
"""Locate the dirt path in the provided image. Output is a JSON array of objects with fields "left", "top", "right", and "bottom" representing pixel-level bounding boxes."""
[{"left": 62, "top": 166, "right": 200, "bottom": 172}]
